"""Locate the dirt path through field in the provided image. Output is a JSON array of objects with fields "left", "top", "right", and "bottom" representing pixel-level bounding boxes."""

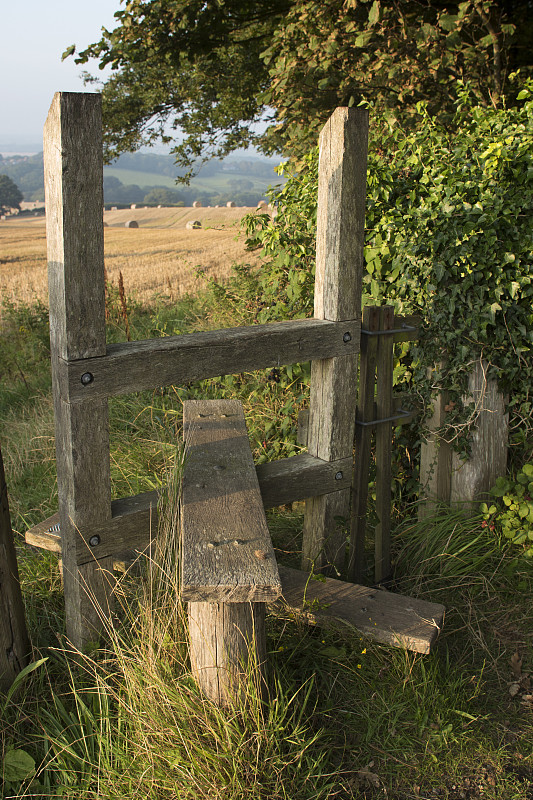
[{"left": 0, "top": 207, "right": 265, "bottom": 307}]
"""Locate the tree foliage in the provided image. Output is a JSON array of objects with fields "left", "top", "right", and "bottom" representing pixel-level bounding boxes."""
[
  {"left": 0, "top": 174, "right": 23, "bottom": 213},
  {"left": 71, "top": 0, "right": 531, "bottom": 168},
  {"left": 238, "top": 78, "right": 533, "bottom": 458}
]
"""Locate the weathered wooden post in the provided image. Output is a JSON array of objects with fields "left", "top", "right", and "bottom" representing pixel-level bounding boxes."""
[
  {"left": 301, "top": 107, "right": 368, "bottom": 575},
  {"left": 44, "top": 93, "right": 115, "bottom": 648},
  {"left": 0, "top": 447, "right": 31, "bottom": 691},
  {"left": 420, "top": 360, "right": 508, "bottom": 513}
]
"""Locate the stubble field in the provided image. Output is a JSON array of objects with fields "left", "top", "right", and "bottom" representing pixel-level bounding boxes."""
[{"left": 0, "top": 206, "right": 263, "bottom": 310}]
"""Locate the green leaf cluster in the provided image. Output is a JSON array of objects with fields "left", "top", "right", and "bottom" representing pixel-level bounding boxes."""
[
  {"left": 481, "top": 463, "right": 533, "bottom": 556},
  {"left": 73, "top": 0, "right": 532, "bottom": 169},
  {"left": 242, "top": 79, "right": 533, "bottom": 459}
]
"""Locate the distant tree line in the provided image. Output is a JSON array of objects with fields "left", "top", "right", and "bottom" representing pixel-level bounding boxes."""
[{"left": 0, "top": 151, "right": 279, "bottom": 205}]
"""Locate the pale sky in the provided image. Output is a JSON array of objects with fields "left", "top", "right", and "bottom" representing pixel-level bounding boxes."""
[{"left": 1, "top": 0, "right": 121, "bottom": 147}]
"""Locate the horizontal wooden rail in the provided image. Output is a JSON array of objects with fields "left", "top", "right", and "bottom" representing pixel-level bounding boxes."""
[
  {"left": 26, "top": 453, "right": 352, "bottom": 564},
  {"left": 57, "top": 318, "right": 360, "bottom": 403}
]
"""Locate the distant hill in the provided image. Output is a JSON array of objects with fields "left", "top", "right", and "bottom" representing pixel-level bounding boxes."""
[{"left": 0, "top": 150, "right": 285, "bottom": 206}]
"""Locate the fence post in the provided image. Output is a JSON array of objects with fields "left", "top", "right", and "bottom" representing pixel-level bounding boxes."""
[
  {"left": 44, "top": 92, "right": 114, "bottom": 649},
  {"left": 301, "top": 107, "right": 368, "bottom": 575},
  {"left": 0, "top": 447, "right": 31, "bottom": 691},
  {"left": 419, "top": 364, "right": 452, "bottom": 518},
  {"left": 450, "top": 360, "right": 508, "bottom": 506},
  {"left": 420, "top": 360, "right": 508, "bottom": 513}
]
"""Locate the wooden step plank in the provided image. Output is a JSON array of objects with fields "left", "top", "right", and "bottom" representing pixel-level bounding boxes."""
[
  {"left": 181, "top": 399, "right": 282, "bottom": 603},
  {"left": 278, "top": 565, "right": 444, "bottom": 654},
  {"left": 58, "top": 318, "right": 360, "bottom": 403}
]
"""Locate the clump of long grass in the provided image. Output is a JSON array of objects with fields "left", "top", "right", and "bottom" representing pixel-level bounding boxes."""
[{"left": 37, "top": 455, "right": 333, "bottom": 800}]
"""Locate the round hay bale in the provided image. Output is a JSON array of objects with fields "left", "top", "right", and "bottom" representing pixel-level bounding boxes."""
[
  {"left": 226, "top": 201, "right": 236, "bottom": 208},
  {"left": 193, "top": 200, "right": 203, "bottom": 208},
  {"left": 257, "top": 200, "right": 268, "bottom": 209},
  {"left": 125, "top": 220, "right": 139, "bottom": 228},
  {"left": 186, "top": 220, "right": 202, "bottom": 230},
  {"left": 130, "top": 204, "right": 137, "bottom": 209}
]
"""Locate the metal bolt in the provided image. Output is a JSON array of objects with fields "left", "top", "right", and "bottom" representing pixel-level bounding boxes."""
[
  {"left": 335, "top": 471, "right": 343, "bottom": 481},
  {"left": 81, "top": 372, "right": 94, "bottom": 386},
  {"left": 89, "top": 535, "right": 100, "bottom": 547},
  {"left": 343, "top": 332, "right": 352, "bottom": 343}
]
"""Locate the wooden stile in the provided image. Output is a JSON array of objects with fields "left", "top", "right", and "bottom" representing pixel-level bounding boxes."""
[
  {"left": 0, "top": 448, "right": 31, "bottom": 691},
  {"left": 302, "top": 107, "right": 368, "bottom": 575},
  {"left": 181, "top": 399, "right": 281, "bottom": 704},
  {"left": 44, "top": 92, "right": 114, "bottom": 648}
]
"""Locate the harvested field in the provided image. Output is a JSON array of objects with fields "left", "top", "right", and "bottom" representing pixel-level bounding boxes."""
[{"left": 0, "top": 207, "right": 265, "bottom": 309}]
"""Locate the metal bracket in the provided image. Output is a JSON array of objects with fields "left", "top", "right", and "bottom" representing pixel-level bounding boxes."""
[
  {"left": 355, "top": 408, "right": 414, "bottom": 428},
  {"left": 360, "top": 324, "right": 418, "bottom": 337}
]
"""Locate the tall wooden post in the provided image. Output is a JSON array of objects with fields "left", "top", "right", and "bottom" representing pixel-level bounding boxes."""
[
  {"left": 0, "top": 447, "right": 30, "bottom": 691},
  {"left": 301, "top": 108, "right": 368, "bottom": 575},
  {"left": 44, "top": 93, "right": 114, "bottom": 649}
]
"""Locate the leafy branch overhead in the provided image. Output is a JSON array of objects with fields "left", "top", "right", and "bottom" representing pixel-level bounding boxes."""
[{"left": 69, "top": 0, "right": 531, "bottom": 169}]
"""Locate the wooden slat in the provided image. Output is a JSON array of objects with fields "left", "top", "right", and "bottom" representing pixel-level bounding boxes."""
[
  {"left": 0, "top": 447, "right": 30, "bottom": 690},
  {"left": 374, "top": 306, "right": 394, "bottom": 583},
  {"left": 302, "top": 107, "right": 368, "bottom": 575},
  {"left": 58, "top": 319, "right": 360, "bottom": 403},
  {"left": 44, "top": 92, "right": 114, "bottom": 648},
  {"left": 24, "top": 453, "right": 354, "bottom": 561},
  {"left": 348, "top": 306, "right": 380, "bottom": 582},
  {"left": 278, "top": 565, "right": 445, "bottom": 655},
  {"left": 181, "top": 399, "right": 282, "bottom": 603},
  {"left": 256, "top": 453, "right": 351, "bottom": 507}
]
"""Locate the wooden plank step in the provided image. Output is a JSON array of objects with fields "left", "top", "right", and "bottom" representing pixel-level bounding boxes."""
[
  {"left": 181, "top": 399, "right": 282, "bottom": 603},
  {"left": 278, "top": 565, "right": 444, "bottom": 654}
]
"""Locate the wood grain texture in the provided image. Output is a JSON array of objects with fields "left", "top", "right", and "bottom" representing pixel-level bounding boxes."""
[
  {"left": 374, "top": 306, "right": 394, "bottom": 583},
  {"left": 0, "top": 448, "right": 30, "bottom": 690},
  {"left": 24, "top": 453, "right": 354, "bottom": 562},
  {"left": 314, "top": 107, "right": 369, "bottom": 322},
  {"left": 450, "top": 360, "right": 508, "bottom": 507},
  {"left": 44, "top": 92, "right": 114, "bottom": 648},
  {"left": 187, "top": 601, "right": 267, "bottom": 705},
  {"left": 302, "top": 108, "right": 368, "bottom": 576},
  {"left": 256, "top": 453, "right": 352, "bottom": 507},
  {"left": 348, "top": 306, "right": 380, "bottom": 581},
  {"left": 59, "top": 319, "right": 360, "bottom": 403},
  {"left": 181, "top": 400, "right": 282, "bottom": 602},
  {"left": 278, "top": 565, "right": 445, "bottom": 655},
  {"left": 419, "top": 364, "right": 452, "bottom": 518}
]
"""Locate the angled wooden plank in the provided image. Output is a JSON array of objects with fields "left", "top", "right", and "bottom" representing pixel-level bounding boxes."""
[
  {"left": 278, "top": 566, "right": 445, "bottom": 655},
  {"left": 44, "top": 91, "right": 113, "bottom": 648},
  {"left": 58, "top": 319, "right": 360, "bottom": 403},
  {"left": 256, "top": 453, "right": 352, "bottom": 508},
  {"left": 24, "top": 453, "right": 353, "bottom": 563},
  {"left": 181, "top": 400, "right": 282, "bottom": 603},
  {"left": 0, "top": 447, "right": 30, "bottom": 690},
  {"left": 302, "top": 107, "right": 369, "bottom": 576}
]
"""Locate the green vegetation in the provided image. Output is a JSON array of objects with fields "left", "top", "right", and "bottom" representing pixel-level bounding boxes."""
[
  {"left": 0, "top": 174, "right": 23, "bottom": 213},
  {"left": 237, "top": 79, "right": 533, "bottom": 466},
  {"left": 2, "top": 280, "right": 533, "bottom": 798},
  {"left": 72, "top": 0, "right": 532, "bottom": 168},
  {"left": 0, "top": 151, "right": 280, "bottom": 206},
  {"left": 481, "top": 464, "right": 533, "bottom": 557}
]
